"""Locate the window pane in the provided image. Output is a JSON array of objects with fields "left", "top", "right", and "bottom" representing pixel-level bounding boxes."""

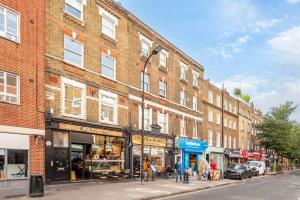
[
  {"left": 101, "top": 55, "right": 115, "bottom": 78},
  {"left": 102, "top": 16, "right": 115, "bottom": 38},
  {"left": 64, "top": 37, "right": 82, "bottom": 55},
  {"left": 64, "top": 50, "right": 82, "bottom": 65},
  {"left": 0, "top": 8, "right": 4, "bottom": 32},
  {"left": 53, "top": 132, "right": 69, "bottom": 147},
  {"left": 65, "top": 3, "right": 81, "bottom": 19},
  {"left": 6, "top": 74, "right": 17, "bottom": 87},
  {"left": 6, "top": 11, "right": 17, "bottom": 35},
  {"left": 7, "top": 150, "right": 28, "bottom": 164}
]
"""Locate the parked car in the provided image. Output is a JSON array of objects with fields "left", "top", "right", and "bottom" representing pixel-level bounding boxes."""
[
  {"left": 247, "top": 161, "right": 266, "bottom": 176},
  {"left": 224, "top": 163, "right": 252, "bottom": 180}
]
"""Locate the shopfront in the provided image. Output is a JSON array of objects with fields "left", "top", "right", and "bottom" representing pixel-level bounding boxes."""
[
  {"left": 224, "top": 148, "right": 242, "bottom": 169},
  {"left": 0, "top": 133, "right": 29, "bottom": 180},
  {"left": 206, "top": 147, "right": 224, "bottom": 171},
  {"left": 177, "top": 138, "right": 208, "bottom": 173},
  {"left": 131, "top": 134, "right": 173, "bottom": 173},
  {"left": 45, "top": 121, "right": 125, "bottom": 183}
]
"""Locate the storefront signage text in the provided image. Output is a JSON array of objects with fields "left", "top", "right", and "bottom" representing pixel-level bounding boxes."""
[
  {"left": 177, "top": 138, "right": 208, "bottom": 153},
  {"left": 132, "top": 135, "right": 166, "bottom": 147},
  {"left": 59, "top": 123, "right": 123, "bottom": 137}
]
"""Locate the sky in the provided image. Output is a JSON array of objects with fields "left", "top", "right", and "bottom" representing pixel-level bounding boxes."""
[{"left": 118, "top": 0, "right": 300, "bottom": 121}]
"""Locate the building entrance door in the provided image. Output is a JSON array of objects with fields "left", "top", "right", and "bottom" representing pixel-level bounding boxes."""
[
  {"left": 71, "top": 143, "right": 91, "bottom": 180},
  {"left": 53, "top": 148, "right": 69, "bottom": 182}
]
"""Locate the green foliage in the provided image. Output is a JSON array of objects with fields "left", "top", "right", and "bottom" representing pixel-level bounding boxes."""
[
  {"left": 234, "top": 88, "right": 251, "bottom": 102},
  {"left": 270, "top": 163, "right": 283, "bottom": 172},
  {"left": 256, "top": 102, "right": 300, "bottom": 161},
  {"left": 241, "top": 95, "right": 250, "bottom": 103}
]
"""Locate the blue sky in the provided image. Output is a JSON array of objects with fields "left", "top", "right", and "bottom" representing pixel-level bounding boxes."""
[{"left": 119, "top": 0, "right": 300, "bottom": 121}]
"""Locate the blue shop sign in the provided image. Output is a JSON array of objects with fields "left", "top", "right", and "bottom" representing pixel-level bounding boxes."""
[{"left": 177, "top": 138, "right": 208, "bottom": 153}]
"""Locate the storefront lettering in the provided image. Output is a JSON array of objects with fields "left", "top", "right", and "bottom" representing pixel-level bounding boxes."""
[
  {"left": 186, "top": 141, "right": 201, "bottom": 147},
  {"left": 59, "top": 123, "right": 122, "bottom": 137},
  {"left": 132, "top": 135, "right": 166, "bottom": 147}
]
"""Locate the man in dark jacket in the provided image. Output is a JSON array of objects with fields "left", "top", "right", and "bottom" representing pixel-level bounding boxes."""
[{"left": 175, "top": 158, "right": 182, "bottom": 182}]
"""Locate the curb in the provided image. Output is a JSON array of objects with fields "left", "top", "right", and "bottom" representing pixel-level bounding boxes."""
[{"left": 141, "top": 182, "right": 233, "bottom": 200}]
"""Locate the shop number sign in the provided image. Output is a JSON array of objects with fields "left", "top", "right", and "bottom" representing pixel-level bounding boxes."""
[{"left": 132, "top": 135, "right": 166, "bottom": 147}]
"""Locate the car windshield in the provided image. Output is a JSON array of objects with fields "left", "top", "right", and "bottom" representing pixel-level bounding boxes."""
[
  {"left": 248, "top": 162, "right": 259, "bottom": 167},
  {"left": 229, "top": 164, "right": 244, "bottom": 170}
]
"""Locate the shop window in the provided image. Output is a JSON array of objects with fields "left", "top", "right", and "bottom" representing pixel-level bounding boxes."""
[
  {"left": 99, "top": 90, "right": 117, "bottom": 124},
  {"left": 101, "top": 53, "right": 116, "bottom": 79},
  {"left": 53, "top": 132, "right": 69, "bottom": 148},
  {"left": 62, "top": 77, "right": 86, "bottom": 119},
  {"left": 158, "top": 112, "right": 168, "bottom": 134},
  {"left": 0, "top": 6, "right": 19, "bottom": 42},
  {"left": 141, "top": 72, "right": 150, "bottom": 92},
  {"left": 0, "top": 71, "right": 19, "bottom": 104},
  {"left": 64, "top": 0, "right": 83, "bottom": 20},
  {"left": 64, "top": 36, "right": 83, "bottom": 67},
  {"left": 91, "top": 135, "right": 125, "bottom": 172},
  {"left": 0, "top": 149, "right": 28, "bottom": 179}
]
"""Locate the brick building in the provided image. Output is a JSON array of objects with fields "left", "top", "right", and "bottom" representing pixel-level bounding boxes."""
[
  {"left": 44, "top": 0, "right": 207, "bottom": 183},
  {"left": 202, "top": 80, "right": 240, "bottom": 170},
  {"left": 0, "top": 0, "right": 45, "bottom": 181}
]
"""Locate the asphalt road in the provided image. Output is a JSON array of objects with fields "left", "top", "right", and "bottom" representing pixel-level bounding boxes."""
[{"left": 160, "top": 170, "right": 300, "bottom": 200}]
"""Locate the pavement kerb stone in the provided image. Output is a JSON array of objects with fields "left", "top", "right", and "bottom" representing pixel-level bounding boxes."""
[{"left": 140, "top": 182, "right": 232, "bottom": 200}]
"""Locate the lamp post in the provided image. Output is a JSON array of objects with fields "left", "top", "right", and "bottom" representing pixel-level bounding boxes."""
[{"left": 140, "top": 45, "right": 163, "bottom": 184}]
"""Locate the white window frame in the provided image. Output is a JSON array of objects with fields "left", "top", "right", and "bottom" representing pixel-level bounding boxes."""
[
  {"left": 233, "top": 121, "right": 237, "bottom": 130},
  {"left": 208, "top": 91, "right": 213, "bottom": 104},
  {"left": 180, "top": 118, "right": 186, "bottom": 136},
  {"left": 0, "top": 5, "right": 20, "bottom": 43},
  {"left": 159, "top": 49, "right": 168, "bottom": 68},
  {"left": 141, "top": 72, "right": 150, "bottom": 92},
  {"left": 139, "top": 33, "right": 153, "bottom": 57},
  {"left": 99, "top": 7, "right": 118, "bottom": 40},
  {"left": 101, "top": 53, "right": 116, "bottom": 80},
  {"left": 208, "top": 110, "right": 213, "bottom": 122},
  {"left": 228, "top": 136, "right": 232, "bottom": 148},
  {"left": 138, "top": 105, "right": 152, "bottom": 131},
  {"left": 216, "top": 132, "right": 221, "bottom": 147},
  {"left": 64, "top": 35, "right": 84, "bottom": 68},
  {"left": 159, "top": 81, "right": 166, "bottom": 98},
  {"left": 228, "top": 120, "right": 232, "bottom": 129},
  {"left": 180, "top": 90, "right": 187, "bottom": 107},
  {"left": 216, "top": 95, "right": 221, "bottom": 107},
  {"left": 192, "top": 69, "right": 199, "bottom": 87},
  {"left": 180, "top": 61, "right": 188, "bottom": 81},
  {"left": 192, "top": 121, "right": 197, "bottom": 138},
  {"left": 216, "top": 113, "right": 221, "bottom": 125},
  {"left": 192, "top": 95, "right": 197, "bottom": 111},
  {"left": 233, "top": 137, "right": 236, "bottom": 149},
  {"left": 224, "top": 135, "right": 227, "bottom": 148},
  {"left": 157, "top": 112, "right": 168, "bottom": 134},
  {"left": 224, "top": 100, "right": 228, "bottom": 110},
  {"left": 0, "top": 71, "right": 20, "bottom": 104},
  {"left": 229, "top": 103, "right": 232, "bottom": 112},
  {"left": 208, "top": 130, "right": 213, "bottom": 146},
  {"left": 233, "top": 106, "right": 237, "bottom": 114},
  {"left": 64, "top": 0, "right": 84, "bottom": 21},
  {"left": 224, "top": 118, "right": 227, "bottom": 127},
  {"left": 61, "top": 77, "right": 86, "bottom": 119},
  {"left": 99, "top": 90, "right": 118, "bottom": 125}
]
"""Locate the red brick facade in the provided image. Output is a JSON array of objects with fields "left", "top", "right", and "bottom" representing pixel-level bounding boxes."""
[{"left": 0, "top": 0, "right": 45, "bottom": 177}]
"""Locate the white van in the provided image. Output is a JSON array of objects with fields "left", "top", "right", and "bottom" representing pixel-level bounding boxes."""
[{"left": 247, "top": 161, "right": 266, "bottom": 176}]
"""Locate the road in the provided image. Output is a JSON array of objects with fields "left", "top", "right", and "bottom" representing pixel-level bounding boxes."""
[{"left": 160, "top": 170, "right": 300, "bottom": 200}]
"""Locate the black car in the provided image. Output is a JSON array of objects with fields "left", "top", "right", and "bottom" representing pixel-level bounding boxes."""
[{"left": 224, "top": 163, "right": 252, "bottom": 180}]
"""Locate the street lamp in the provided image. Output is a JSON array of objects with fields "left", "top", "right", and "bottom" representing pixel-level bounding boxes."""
[{"left": 140, "top": 45, "right": 163, "bottom": 184}]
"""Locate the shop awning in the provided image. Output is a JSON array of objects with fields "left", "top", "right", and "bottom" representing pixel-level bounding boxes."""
[{"left": 224, "top": 148, "right": 242, "bottom": 158}]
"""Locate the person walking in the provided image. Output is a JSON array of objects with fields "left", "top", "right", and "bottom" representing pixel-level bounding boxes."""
[{"left": 175, "top": 158, "right": 182, "bottom": 182}]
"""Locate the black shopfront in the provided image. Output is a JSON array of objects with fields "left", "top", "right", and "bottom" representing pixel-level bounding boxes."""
[{"left": 45, "top": 118, "right": 126, "bottom": 183}]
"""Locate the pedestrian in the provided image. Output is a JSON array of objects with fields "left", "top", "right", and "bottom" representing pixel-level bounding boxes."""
[{"left": 175, "top": 158, "right": 182, "bottom": 182}]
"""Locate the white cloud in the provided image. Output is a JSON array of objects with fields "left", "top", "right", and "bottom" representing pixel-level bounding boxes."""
[
  {"left": 214, "top": 75, "right": 300, "bottom": 121},
  {"left": 212, "top": 35, "right": 250, "bottom": 59},
  {"left": 287, "top": 0, "right": 300, "bottom": 4},
  {"left": 249, "top": 19, "right": 281, "bottom": 33},
  {"left": 268, "top": 26, "right": 300, "bottom": 65}
]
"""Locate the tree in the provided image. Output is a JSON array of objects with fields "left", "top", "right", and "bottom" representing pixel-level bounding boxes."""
[{"left": 256, "top": 101, "right": 299, "bottom": 161}]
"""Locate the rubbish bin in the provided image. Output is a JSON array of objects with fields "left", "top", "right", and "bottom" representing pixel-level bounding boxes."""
[{"left": 29, "top": 175, "right": 44, "bottom": 197}]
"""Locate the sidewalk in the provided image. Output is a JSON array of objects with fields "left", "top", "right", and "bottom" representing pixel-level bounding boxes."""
[{"left": 14, "top": 176, "right": 238, "bottom": 200}]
